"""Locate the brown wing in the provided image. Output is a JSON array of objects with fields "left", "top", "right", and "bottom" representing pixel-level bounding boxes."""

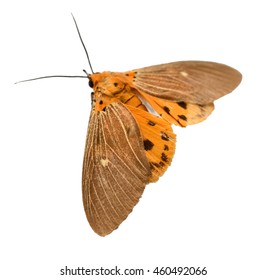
[
  {"left": 133, "top": 61, "right": 242, "bottom": 104},
  {"left": 82, "top": 102, "right": 151, "bottom": 236}
]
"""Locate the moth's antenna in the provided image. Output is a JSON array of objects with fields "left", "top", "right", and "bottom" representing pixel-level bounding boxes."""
[
  {"left": 71, "top": 13, "right": 94, "bottom": 74},
  {"left": 15, "top": 15, "right": 93, "bottom": 85},
  {"left": 15, "top": 75, "right": 88, "bottom": 84}
]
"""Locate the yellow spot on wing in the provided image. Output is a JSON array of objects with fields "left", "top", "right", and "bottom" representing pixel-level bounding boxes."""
[
  {"left": 100, "top": 158, "right": 110, "bottom": 167},
  {"left": 180, "top": 71, "right": 188, "bottom": 77}
]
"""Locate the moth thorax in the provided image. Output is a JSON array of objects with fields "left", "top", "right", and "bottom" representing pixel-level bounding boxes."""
[{"left": 94, "top": 77, "right": 126, "bottom": 97}]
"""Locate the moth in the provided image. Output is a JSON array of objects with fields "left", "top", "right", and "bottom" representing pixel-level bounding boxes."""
[{"left": 18, "top": 16, "right": 242, "bottom": 236}]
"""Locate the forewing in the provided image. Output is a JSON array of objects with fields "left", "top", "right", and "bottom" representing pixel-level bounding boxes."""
[
  {"left": 132, "top": 61, "right": 242, "bottom": 104},
  {"left": 82, "top": 102, "right": 151, "bottom": 236}
]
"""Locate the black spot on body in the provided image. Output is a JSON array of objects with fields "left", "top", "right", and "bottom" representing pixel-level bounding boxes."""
[
  {"left": 163, "top": 106, "right": 170, "bottom": 114},
  {"left": 144, "top": 139, "right": 154, "bottom": 151},
  {"left": 161, "top": 131, "right": 169, "bottom": 141},
  {"left": 177, "top": 101, "right": 187, "bottom": 109},
  {"left": 161, "top": 153, "right": 168, "bottom": 162},
  {"left": 178, "top": 114, "right": 187, "bottom": 121},
  {"left": 164, "top": 145, "right": 169, "bottom": 151},
  {"left": 125, "top": 73, "right": 129, "bottom": 76},
  {"left": 148, "top": 120, "right": 156, "bottom": 126},
  {"left": 102, "top": 107, "right": 106, "bottom": 112},
  {"left": 90, "top": 92, "right": 95, "bottom": 106},
  {"left": 99, "top": 100, "right": 103, "bottom": 105},
  {"left": 114, "top": 82, "right": 118, "bottom": 87}
]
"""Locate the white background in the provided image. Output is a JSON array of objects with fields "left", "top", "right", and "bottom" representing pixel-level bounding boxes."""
[{"left": 1, "top": 0, "right": 265, "bottom": 279}]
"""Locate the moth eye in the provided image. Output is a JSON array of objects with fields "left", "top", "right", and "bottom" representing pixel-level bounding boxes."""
[{"left": 89, "top": 79, "right": 94, "bottom": 88}]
